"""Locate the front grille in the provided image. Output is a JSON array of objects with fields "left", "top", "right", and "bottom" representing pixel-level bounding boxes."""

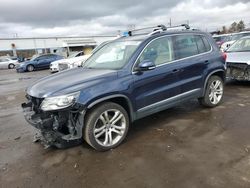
[{"left": 58, "top": 63, "right": 69, "bottom": 71}]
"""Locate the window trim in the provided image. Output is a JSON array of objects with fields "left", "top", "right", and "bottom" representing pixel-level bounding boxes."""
[{"left": 132, "top": 33, "right": 213, "bottom": 74}]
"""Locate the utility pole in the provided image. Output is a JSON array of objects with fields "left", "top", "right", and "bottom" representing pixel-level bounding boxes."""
[{"left": 169, "top": 18, "right": 172, "bottom": 27}]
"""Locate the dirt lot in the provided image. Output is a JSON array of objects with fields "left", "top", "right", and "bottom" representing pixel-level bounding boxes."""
[{"left": 0, "top": 69, "right": 250, "bottom": 188}]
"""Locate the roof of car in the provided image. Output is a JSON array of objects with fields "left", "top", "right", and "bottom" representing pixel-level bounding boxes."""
[
  {"left": 241, "top": 36, "right": 250, "bottom": 39},
  {"left": 115, "top": 29, "right": 209, "bottom": 42}
]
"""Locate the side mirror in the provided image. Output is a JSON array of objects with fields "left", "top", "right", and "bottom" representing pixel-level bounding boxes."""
[{"left": 135, "top": 60, "right": 156, "bottom": 72}]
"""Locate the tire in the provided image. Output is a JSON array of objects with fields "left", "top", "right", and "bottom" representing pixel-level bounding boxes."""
[
  {"left": 84, "top": 102, "right": 129, "bottom": 151},
  {"left": 8, "top": 64, "right": 15, "bottom": 69},
  {"left": 27, "top": 65, "right": 34, "bottom": 72},
  {"left": 199, "top": 75, "right": 224, "bottom": 107}
]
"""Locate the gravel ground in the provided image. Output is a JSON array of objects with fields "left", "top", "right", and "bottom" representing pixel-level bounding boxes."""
[{"left": 0, "top": 69, "right": 250, "bottom": 188}]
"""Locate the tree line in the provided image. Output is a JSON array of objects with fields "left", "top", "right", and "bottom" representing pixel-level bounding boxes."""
[{"left": 219, "top": 20, "right": 246, "bottom": 34}]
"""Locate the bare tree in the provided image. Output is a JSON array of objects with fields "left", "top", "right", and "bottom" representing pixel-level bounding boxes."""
[
  {"left": 229, "top": 22, "right": 238, "bottom": 32},
  {"left": 237, "top": 20, "right": 245, "bottom": 32},
  {"left": 221, "top": 26, "right": 227, "bottom": 34}
]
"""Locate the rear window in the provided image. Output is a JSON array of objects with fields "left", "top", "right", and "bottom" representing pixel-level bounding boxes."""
[{"left": 173, "top": 34, "right": 211, "bottom": 60}]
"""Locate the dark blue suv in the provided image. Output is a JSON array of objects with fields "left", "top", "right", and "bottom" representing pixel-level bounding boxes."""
[{"left": 22, "top": 25, "right": 226, "bottom": 151}]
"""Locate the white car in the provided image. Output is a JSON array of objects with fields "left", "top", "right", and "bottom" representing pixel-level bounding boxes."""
[
  {"left": 58, "top": 54, "right": 91, "bottom": 72},
  {"left": 50, "top": 42, "right": 110, "bottom": 73},
  {"left": 0, "top": 57, "right": 19, "bottom": 69},
  {"left": 50, "top": 51, "right": 84, "bottom": 73}
]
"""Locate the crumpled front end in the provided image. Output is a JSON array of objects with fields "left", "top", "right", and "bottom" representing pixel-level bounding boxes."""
[
  {"left": 226, "top": 62, "right": 250, "bottom": 81},
  {"left": 22, "top": 95, "right": 85, "bottom": 148}
]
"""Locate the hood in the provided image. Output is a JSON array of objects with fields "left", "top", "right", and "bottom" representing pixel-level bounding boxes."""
[
  {"left": 22, "top": 60, "right": 33, "bottom": 65},
  {"left": 27, "top": 68, "right": 118, "bottom": 98},
  {"left": 226, "top": 51, "right": 250, "bottom": 64},
  {"left": 51, "top": 58, "right": 66, "bottom": 65}
]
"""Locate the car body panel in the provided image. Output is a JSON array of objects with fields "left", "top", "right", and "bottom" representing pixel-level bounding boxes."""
[
  {"left": 226, "top": 51, "right": 250, "bottom": 64},
  {"left": 0, "top": 57, "right": 19, "bottom": 69}
]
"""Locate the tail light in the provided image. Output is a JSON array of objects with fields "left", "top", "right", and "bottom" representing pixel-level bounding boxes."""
[{"left": 221, "top": 52, "right": 227, "bottom": 61}]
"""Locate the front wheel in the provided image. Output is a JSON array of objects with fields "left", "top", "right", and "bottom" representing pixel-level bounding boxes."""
[
  {"left": 199, "top": 76, "right": 224, "bottom": 107},
  {"left": 27, "top": 65, "right": 34, "bottom": 72},
  {"left": 8, "top": 64, "right": 15, "bottom": 69},
  {"left": 84, "top": 102, "right": 129, "bottom": 151}
]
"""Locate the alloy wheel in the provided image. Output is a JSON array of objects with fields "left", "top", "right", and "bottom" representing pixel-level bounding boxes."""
[
  {"left": 208, "top": 80, "right": 223, "bottom": 105},
  {"left": 93, "top": 109, "right": 126, "bottom": 147}
]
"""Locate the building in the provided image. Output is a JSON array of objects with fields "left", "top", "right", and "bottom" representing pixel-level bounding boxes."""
[{"left": 0, "top": 35, "right": 116, "bottom": 58}]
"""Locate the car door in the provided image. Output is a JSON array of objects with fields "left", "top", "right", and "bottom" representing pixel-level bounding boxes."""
[
  {"left": 172, "top": 34, "right": 211, "bottom": 94},
  {"left": 46, "top": 55, "right": 57, "bottom": 68},
  {"left": 132, "top": 36, "right": 182, "bottom": 118},
  {"left": 36, "top": 55, "right": 51, "bottom": 69}
]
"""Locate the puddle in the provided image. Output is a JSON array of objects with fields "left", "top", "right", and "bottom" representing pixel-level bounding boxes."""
[{"left": 0, "top": 77, "right": 33, "bottom": 85}]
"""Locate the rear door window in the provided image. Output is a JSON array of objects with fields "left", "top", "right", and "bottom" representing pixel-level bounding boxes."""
[
  {"left": 174, "top": 35, "right": 199, "bottom": 59},
  {"left": 194, "top": 36, "right": 211, "bottom": 53},
  {"left": 173, "top": 34, "right": 211, "bottom": 60}
]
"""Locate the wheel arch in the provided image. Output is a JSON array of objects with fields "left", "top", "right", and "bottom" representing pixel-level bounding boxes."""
[
  {"left": 202, "top": 69, "right": 225, "bottom": 96},
  {"left": 86, "top": 94, "right": 135, "bottom": 122}
]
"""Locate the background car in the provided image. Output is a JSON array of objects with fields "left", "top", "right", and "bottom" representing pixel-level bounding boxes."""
[
  {"left": 16, "top": 54, "right": 63, "bottom": 72},
  {"left": 57, "top": 54, "right": 91, "bottom": 72},
  {"left": 221, "top": 31, "right": 250, "bottom": 51},
  {"left": 226, "top": 36, "right": 250, "bottom": 81},
  {"left": 213, "top": 34, "right": 232, "bottom": 48},
  {"left": 50, "top": 51, "right": 83, "bottom": 73},
  {"left": 0, "top": 57, "right": 19, "bottom": 69},
  {"left": 51, "top": 42, "right": 110, "bottom": 72}
]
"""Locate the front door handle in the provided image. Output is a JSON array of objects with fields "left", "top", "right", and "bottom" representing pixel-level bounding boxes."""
[{"left": 172, "top": 69, "right": 180, "bottom": 73}]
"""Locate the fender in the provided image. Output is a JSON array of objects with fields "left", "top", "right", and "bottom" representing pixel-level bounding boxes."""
[{"left": 87, "top": 94, "right": 135, "bottom": 122}]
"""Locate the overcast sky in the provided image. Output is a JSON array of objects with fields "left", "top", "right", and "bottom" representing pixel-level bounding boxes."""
[{"left": 0, "top": 0, "right": 250, "bottom": 38}]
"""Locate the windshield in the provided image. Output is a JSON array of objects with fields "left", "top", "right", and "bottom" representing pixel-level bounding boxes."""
[
  {"left": 227, "top": 38, "right": 250, "bottom": 52},
  {"left": 84, "top": 41, "right": 141, "bottom": 70},
  {"left": 213, "top": 35, "right": 230, "bottom": 43},
  {"left": 68, "top": 52, "right": 80, "bottom": 58},
  {"left": 30, "top": 54, "right": 39, "bottom": 61}
]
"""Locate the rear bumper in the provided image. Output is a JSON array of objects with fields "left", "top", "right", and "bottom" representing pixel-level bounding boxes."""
[{"left": 226, "top": 62, "right": 250, "bottom": 81}]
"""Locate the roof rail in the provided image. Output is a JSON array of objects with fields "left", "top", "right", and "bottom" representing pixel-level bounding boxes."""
[{"left": 124, "top": 24, "right": 191, "bottom": 37}]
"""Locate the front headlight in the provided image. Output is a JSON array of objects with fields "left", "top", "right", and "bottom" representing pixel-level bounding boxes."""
[
  {"left": 40, "top": 92, "right": 80, "bottom": 111},
  {"left": 72, "top": 61, "right": 82, "bottom": 68}
]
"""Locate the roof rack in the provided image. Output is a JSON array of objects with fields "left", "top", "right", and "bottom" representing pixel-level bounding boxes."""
[{"left": 123, "top": 24, "right": 191, "bottom": 37}]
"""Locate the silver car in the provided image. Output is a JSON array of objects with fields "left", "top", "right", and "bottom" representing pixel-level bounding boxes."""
[
  {"left": 0, "top": 57, "right": 19, "bottom": 69},
  {"left": 226, "top": 36, "right": 250, "bottom": 81}
]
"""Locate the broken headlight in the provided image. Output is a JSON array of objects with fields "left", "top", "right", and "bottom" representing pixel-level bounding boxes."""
[{"left": 40, "top": 92, "right": 80, "bottom": 111}]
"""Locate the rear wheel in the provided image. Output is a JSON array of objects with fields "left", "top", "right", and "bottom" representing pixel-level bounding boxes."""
[
  {"left": 199, "top": 76, "right": 224, "bottom": 107},
  {"left": 27, "top": 65, "right": 34, "bottom": 72},
  {"left": 84, "top": 102, "right": 129, "bottom": 151},
  {"left": 8, "top": 64, "right": 15, "bottom": 69}
]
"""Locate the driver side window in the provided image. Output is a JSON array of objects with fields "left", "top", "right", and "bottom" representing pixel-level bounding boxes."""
[{"left": 137, "top": 37, "right": 174, "bottom": 66}]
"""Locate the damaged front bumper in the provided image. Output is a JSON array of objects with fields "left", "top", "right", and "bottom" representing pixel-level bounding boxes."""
[
  {"left": 227, "top": 62, "right": 250, "bottom": 81},
  {"left": 22, "top": 96, "right": 85, "bottom": 148}
]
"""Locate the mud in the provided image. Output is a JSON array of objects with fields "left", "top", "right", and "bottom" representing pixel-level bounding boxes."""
[{"left": 0, "top": 69, "right": 250, "bottom": 188}]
